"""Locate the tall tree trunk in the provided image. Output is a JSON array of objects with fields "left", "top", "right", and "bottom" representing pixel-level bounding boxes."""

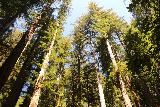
[
  {"left": 56, "top": 79, "right": 61, "bottom": 107},
  {"left": 77, "top": 54, "right": 81, "bottom": 105},
  {"left": 96, "top": 72, "right": 106, "bottom": 107},
  {"left": 1, "top": 34, "right": 41, "bottom": 107},
  {"left": 0, "top": 13, "right": 41, "bottom": 90},
  {"left": 91, "top": 41, "right": 106, "bottom": 107},
  {"left": 29, "top": 34, "right": 56, "bottom": 107},
  {"left": 71, "top": 70, "right": 76, "bottom": 106},
  {"left": 125, "top": 75, "right": 140, "bottom": 107},
  {"left": 56, "top": 95, "right": 61, "bottom": 107},
  {"left": 106, "top": 39, "right": 132, "bottom": 107}
]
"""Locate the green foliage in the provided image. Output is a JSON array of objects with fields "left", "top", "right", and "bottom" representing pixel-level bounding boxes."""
[
  {"left": 0, "top": 29, "right": 22, "bottom": 66},
  {"left": 1, "top": 0, "right": 160, "bottom": 106},
  {"left": 39, "top": 36, "right": 71, "bottom": 107},
  {"left": 125, "top": 0, "right": 160, "bottom": 106}
]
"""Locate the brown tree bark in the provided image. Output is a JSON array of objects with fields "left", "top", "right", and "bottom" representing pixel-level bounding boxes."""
[
  {"left": 0, "top": 14, "right": 41, "bottom": 90},
  {"left": 1, "top": 34, "right": 41, "bottom": 107}
]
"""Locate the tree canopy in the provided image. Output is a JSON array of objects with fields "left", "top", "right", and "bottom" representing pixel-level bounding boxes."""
[{"left": 0, "top": 0, "right": 160, "bottom": 107}]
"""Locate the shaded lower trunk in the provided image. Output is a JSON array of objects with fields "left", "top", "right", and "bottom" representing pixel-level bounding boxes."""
[
  {"left": 71, "top": 70, "right": 76, "bottom": 106},
  {"left": 126, "top": 76, "right": 140, "bottom": 107},
  {"left": 1, "top": 35, "right": 41, "bottom": 107},
  {"left": 0, "top": 14, "right": 41, "bottom": 90},
  {"left": 0, "top": 31, "right": 29, "bottom": 90},
  {"left": 77, "top": 55, "right": 81, "bottom": 105}
]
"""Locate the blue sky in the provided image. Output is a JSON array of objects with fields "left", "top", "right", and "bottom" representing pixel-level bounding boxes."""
[{"left": 63, "top": 0, "right": 132, "bottom": 35}]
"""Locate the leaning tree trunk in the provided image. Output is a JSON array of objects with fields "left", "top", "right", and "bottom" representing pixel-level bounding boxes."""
[
  {"left": 1, "top": 34, "right": 41, "bottom": 107},
  {"left": 106, "top": 39, "right": 132, "bottom": 107},
  {"left": 0, "top": 12, "right": 42, "bottom": 90},
  {"left": 29, "top": 33, "right": 56, "bottom": 107}
]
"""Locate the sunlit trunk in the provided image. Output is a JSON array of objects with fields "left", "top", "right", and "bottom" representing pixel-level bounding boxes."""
[
  {"left": 106, "top": 39, "right": 132, "bottom": 107},
  {"left": 29, "top": 33, "right": 56, "bottom": 107},
  {"left": 126, "top": 75, "right": 140, "bottom": 107},
  {"left": 96, "top": 72, "right": 106, "bottom": 107},
  {"left": 56, "top": 93, "right": 61, "bottom": 107},
  {"left": 91, "top": 41, "right": 106, "bottom": 107}
]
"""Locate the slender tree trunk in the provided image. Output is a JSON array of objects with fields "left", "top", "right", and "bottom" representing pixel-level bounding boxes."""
[
  {"left": 91, "top": 41, "right": 106, "bottom": 107},
  {"left": 0, "top": 13, "right": 41, "bottom": 90},
  {"left": 77, "top": 55, "right": 81, "bottom": 105},
  {"left": 96, "top": 71, "right": 106, "bottom": 107},
  {"left": 71, "top": 70, "right": 75, "bottom": 106},
  {"left": 125, "top": 75, "right": 140, "bottom": 107},
  {"left": 29, "top": 34, "right": 56, "bottom": 107},
  {"left": 56, "top": 93, "right": 61, "bottom": 107},
  {"left": 106, "top": 39, "right": 132, "bottom": 107},
  {"left": 87, "top": 70, "right": 90, "bottom": 107}
]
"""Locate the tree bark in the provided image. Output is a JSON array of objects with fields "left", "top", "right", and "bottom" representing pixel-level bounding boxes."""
[
  {"left": 125, "top": 75, "right": 140, "bottom": 107},
  {"left": 77, "top": 54, "right": 81, "bottom": 105},
  {"left": 0, "top": 14, "right": 41, "bottom": 90},
  {"left": 106, "top": 39, "right": 132, "bottom": 107},
  {"left": 96, "top": 72, "right": 106, "bottom": 107},
  {"left": 29, "top": 34, "right": 56, "bottom": 107},
  {"left": 1, "top": 34, "right": 41, "bottom": 107},
  {"left": 91, "top": 41, "right": 106, "bottom": 107}
]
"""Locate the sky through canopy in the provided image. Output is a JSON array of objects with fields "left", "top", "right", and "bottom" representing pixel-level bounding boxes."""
[{"left": 63, "top": 0, "right": 132, "bottom": 35}]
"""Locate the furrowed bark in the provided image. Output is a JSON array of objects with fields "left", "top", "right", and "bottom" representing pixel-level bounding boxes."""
[
  {"left": 0, "top": 12, "right": 41, "bottom": 90},
  {"left": 1, "top": 34, "right": 41, "bottom": 107}
]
